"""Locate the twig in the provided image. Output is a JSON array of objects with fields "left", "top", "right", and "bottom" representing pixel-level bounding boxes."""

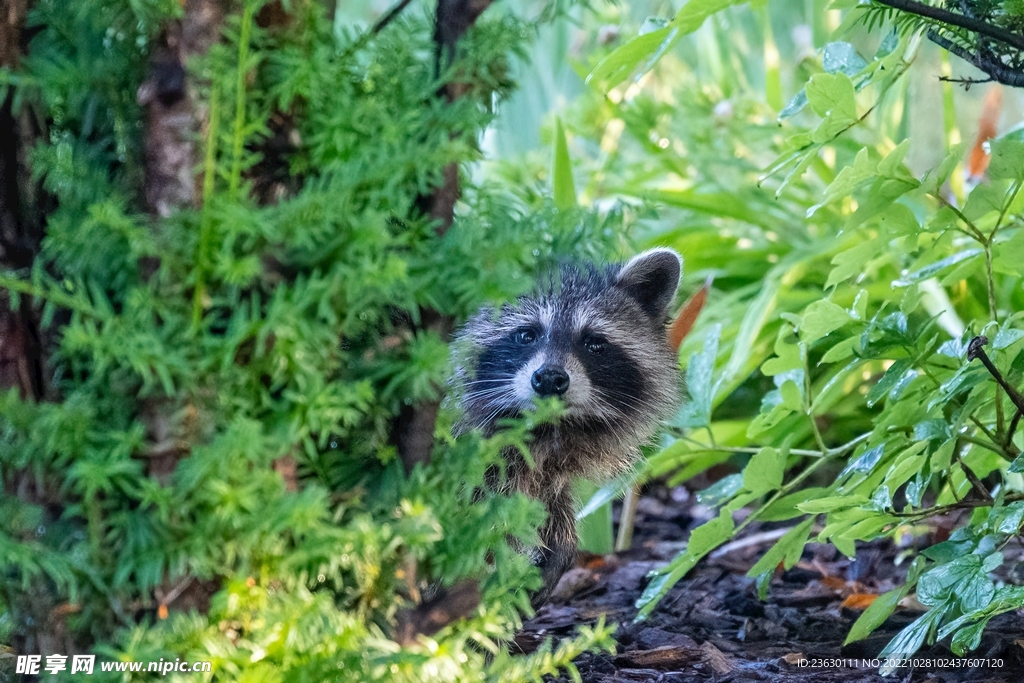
[
  {"left": 937, "top": 75, "right": 994, "bottom": 88},
  {"left": 1006, "top": 411, "right": 1022, "bottom": 451},
  {"left": 371, "top": 0, "right": 416, "bottom": 35},
  {"left": 615, "top": 484, "right": 640, "bottom": 552},
  {"left": 709, "top": 527, "right": 792, "bottom": 559},
  {"left": 956, "top": 452, "right": 992, "bottom": 502},
  {"left": 889, "top": 493, "right": 1024, "bottom": 520}
]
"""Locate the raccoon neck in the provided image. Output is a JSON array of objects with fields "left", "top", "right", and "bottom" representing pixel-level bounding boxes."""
[{"left": 504, "top": 422, "right": 642, "bottom": 492}]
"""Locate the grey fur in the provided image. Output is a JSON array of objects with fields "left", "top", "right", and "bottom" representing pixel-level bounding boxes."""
[{"left": 452, "top": 248, "right": 683, "bottom": 605}]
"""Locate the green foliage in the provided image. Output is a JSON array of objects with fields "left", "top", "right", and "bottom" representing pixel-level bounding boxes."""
[
  {"left": 0, "top": 0, "right": 622, "bottom": 679},
  {"left": 565, "top": 0, "right": 1024, "bottom": 664}
]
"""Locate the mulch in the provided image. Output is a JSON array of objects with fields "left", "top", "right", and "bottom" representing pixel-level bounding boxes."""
[{"left": 514, "top": 486, "right": 1024, "bottom": 683}]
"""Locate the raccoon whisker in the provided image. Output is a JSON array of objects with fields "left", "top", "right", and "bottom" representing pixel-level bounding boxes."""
[
  {"left": 464, "top": 389, "right": 519, "bottom": 402},
  {"left": 461, "top": 378, "right": 515, "bottom": 387}
]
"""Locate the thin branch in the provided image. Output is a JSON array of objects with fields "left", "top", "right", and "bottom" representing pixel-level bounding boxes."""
[
  {"left": 957, "top": 453, "right": 993, "bottom": 502},
  {"left": 959, "top": 434, "right": 1012, "bottom": 460},
  {"left": 371, "top": 0, "right": 416, "bottom": 35},
  {"left": 875, "top": 0, "right": 1024, "bottom": 51},
  {"left": 890, "top": 493, "right": 1024, "bottom": 521},
  {"left": 937, "top": 75, "right": 994, "bottom": 88},
  {"left": 927, "top": 30, "right": 1024, "bottom": 88},
  {"left": 968, "top": 336, "right": 1024, "bottom": 416}
]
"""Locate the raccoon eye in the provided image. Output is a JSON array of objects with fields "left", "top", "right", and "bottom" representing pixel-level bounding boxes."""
[
  {"left": 583, "top": 335, "right": 606, "bottom": 355},
  {"left": 513, "top": 328, "right": 538, "bottom": 345}
]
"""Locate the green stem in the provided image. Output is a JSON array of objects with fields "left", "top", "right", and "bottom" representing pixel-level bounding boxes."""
[
  {"left": 229, "top": 1, "right": 255, "bottom": 197},
  {"left": 732, "top": 433, "right": 871, "bottom": 535},
  {"left": 960, "top": 434, "right": 1013, "bottom": 460},
  {"left": 193, "top": 83, "right": 221, "bottom": 330},
  {"left": 0, "top": 274, "right": 97, "bottom": 317}
]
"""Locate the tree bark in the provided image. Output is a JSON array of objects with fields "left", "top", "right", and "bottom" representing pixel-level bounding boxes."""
[{"left": 395, "top": 0, "right": 493, "bottom": 474}]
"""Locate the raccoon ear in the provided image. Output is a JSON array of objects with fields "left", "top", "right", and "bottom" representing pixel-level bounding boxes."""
[{"left": 614, "top": 248, "right": 682, "bottom": 319}]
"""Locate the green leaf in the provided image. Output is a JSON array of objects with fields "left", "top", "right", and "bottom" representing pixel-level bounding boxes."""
[
  {"left": 575, "top": 479, "right": 613, "bottom": 554},
  {"left": 826, "top": 236, "right": 883, "bottom": 288},
  {"left": 993, "top": 325, "right": 1024, "bottom": 350},
  {"left": 963, "top": 182, "right": 1005, "bottom": 221},
  {"left": 799, "top": 300, "right": 852, "bottom": 343},
  {"left": 866, "top": 359, "right": 914, "bottom": 407},
  {"left": 742, "top": 447, "right": 786, "bottom": 494},
  {"left": 687, "top": 509, "right": 736, "bottom": 557},
  {"left": 806, "top": 72, "right": 856, "bottom": 119},
  {"left": 845, "top": 587, "right": 906, "bottom": 644},
  {"left": 893, "top": 249, "right": 982, "bottom": 286},
  {"left": 821, "top": 336, "right": 859, "bottom": 363},
  {"left": 587, "top": 26, "right": 677, "bottom": 88},
  {"left": 778, "top": 89, "right": 808, "bottom": 120},
  {"left": 672, "top": 0, "right": 746, "bottom": 33},
  {"left": 635, "top": 511, "right": 735, "bottom": 618},
  {"left": 822, "top": 41, "right": 868, "bottom": 77},
  {"left": 696, "top": 473, "right": 743, "bottom": 506},
  {"left": 807, "top": 147, "right": 876, "bottom": 216},
  {"left": 879, "top": 606, "right": 949, "bottom": 674},
  {"left": 988, "top": 137, "right": 1024, "bottom": 182},
  {"left": 746, "top": 518, "right": 814, "bottom": 598},
  {"left": 675, "top": 323, "right": 721, "bottom": 428},
  {"left": 758, "top": 487, "right": 831, "bottom": 521},
  {"left": 993, "top": 230, "right": 1024, "bottom": 277},
  {"left": 949, "top": 618, "right": 989, "bottom": 656},
  {"left": 552, "top": 118, "right": 576, "bottom": 209},
  {"left": 805, "top": 72, "right": 857, "bottom": 140},
  {"left": 761, "top": 326, "right": 802, "bottom": 376},
  {"left": 576, "top": 472, "right": 634, "bottom": 520},
  {"left": 798, "top": 495, "right": 869, "bottom": 513}
]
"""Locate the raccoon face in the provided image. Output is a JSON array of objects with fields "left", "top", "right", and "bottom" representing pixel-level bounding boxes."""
[{"left": 456, "top": 249, "right": 682, "bottom": 439}]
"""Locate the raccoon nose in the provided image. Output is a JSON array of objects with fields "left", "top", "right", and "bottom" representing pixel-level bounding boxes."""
[{"left": 531, "top": 366, "right": 570, "bottom": 396}]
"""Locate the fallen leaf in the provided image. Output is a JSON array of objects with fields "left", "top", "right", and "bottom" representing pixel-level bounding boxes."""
[{"left": 841, "top": 593, "right": 878, "bottom": 610}]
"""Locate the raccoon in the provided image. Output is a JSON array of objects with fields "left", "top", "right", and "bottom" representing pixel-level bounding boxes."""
[{"left": 453, "top": 248, "right": 683, "bottom": 604}]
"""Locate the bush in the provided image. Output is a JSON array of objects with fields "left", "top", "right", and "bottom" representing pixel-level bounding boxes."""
[
  {"left": 0, "top": 1, "right": 619, "bottom": 679},
  {"left": 564, "top": 0, "right": 1024, "bottom": 667}
]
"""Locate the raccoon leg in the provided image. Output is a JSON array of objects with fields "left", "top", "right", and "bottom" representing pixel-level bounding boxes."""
[{"left": 531, "top": 483, "right": 578, "bottom": 607}]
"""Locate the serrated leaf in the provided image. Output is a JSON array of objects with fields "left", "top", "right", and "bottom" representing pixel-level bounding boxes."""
[
  {"left": 988, "top": 137, "right": 1024, "bottom": 182},
  {"left": 742, "top": 447, "right": 786, "bottom": 494},
  {"left": 827, "top": 236, "right": 883, "bottom": 288},
  {"left": 675, "top": 323, "right": 721, "bottom": 428},
  {"left": 799, "top": 299, "right": 852, "bottom": 343},
  {"left": 807, "top": 147, "right": 875, "bottom": 216},
  {"left": 806, "top": 72, "right": 856, "bottom": 120}
]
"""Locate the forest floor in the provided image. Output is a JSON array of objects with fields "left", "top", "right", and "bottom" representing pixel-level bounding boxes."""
[{"left": 514, "top": 486, "right": 1024, "bottom": 683}]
